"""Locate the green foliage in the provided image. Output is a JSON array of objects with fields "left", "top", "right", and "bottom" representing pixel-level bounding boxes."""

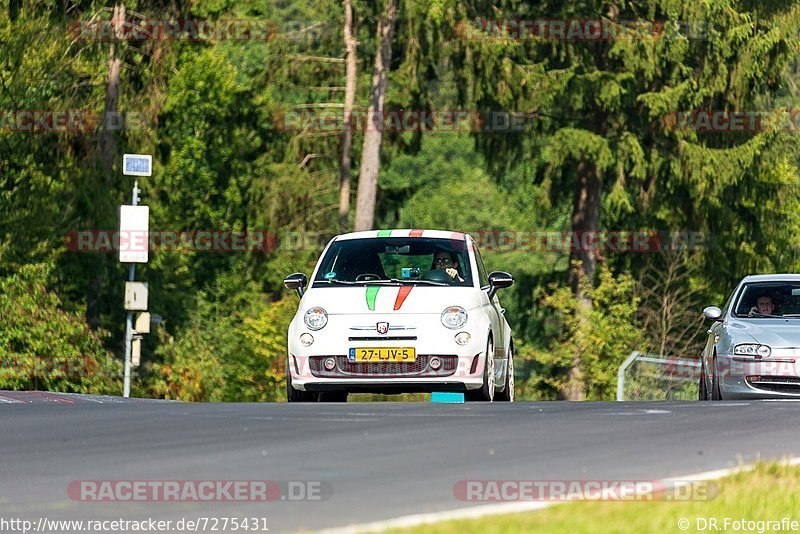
[
  {"left": 5, "top": 0, "right": 800, "bottom": 403},
  {"left": 148, "top": 282, "right": 294, "bottom": 402},
  {"left": 0, "top": 265, "right": 122, "bottom": 393},
  {"left": 522, "top": 263, "right": 644, "bottom": 400}
]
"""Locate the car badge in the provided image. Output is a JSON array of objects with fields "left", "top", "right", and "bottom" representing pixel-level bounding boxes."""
[{"left": 377, "top": 322, "right": 389, "bottom": 334}]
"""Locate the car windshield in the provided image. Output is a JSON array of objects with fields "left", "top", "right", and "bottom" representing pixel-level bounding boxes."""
[
  {"left": 312, "top": 236, "right": 472, "bottom": 287},
  {"left": 733, "top": 281, "right": 800, "bottom": 318}
]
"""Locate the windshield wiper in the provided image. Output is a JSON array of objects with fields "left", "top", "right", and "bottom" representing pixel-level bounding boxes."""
[
  {"left": 389, "top": 278, "right": 448, "bottom": 286},
  {"left": 343, "top": 278, "right": 450, "bottom": 287},
  {"left": 747, "top": 312, "right": 783, "bottom": 318},
  {"left": 321, "top": 278, "right": 448, "bottom": 287}
]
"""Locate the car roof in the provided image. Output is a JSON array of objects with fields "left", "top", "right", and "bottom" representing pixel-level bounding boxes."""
[
  {"left": 333, "top": 229, "right": 467, "bottom": 241},
  {"left": 741, "top": 274, "right": 800, "bottom": 282}
]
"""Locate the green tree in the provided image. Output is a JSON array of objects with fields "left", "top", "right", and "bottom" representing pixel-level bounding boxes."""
[
  {"left": 407, "top": 0, "right": 800, "bottom": 398},
  {"left": 0, "top": 264, "right": 122, "bottom": 393}
]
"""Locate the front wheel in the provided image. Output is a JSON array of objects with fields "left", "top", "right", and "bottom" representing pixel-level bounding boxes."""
[
  {"left": 711, "top": 356, "right": 723, "bottom": 401},
  {"left": 495, "top": 343, "right": 514, "bottom": 402},
  {"left": 466, "top": 338, "right": 495, "bottom": 402},
  {"left": 698, "top": 361, "right": 708, "bottom": 401},
  {"left": 286, "top": 358, "right": 318, "bottom": 402}
]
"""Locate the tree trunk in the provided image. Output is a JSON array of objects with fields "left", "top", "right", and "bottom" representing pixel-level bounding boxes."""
[
  {"left": 87, "top": 2, "right": 125, "bottom": 328},
  {"left": 98, "top": 2, "right": 125, "bottom": 178},
  {"left": 9, "top": 0, "right": 21, "bottom": 21},
  {"left": 568, "top": 160, "right": 602, "bottom": 292},
  {"left": 338, "top": 0, "right": 357, "bottom": 233},
  {"left": 353, "top": 0, "right": 397, "bottom": 231},
  {"left": 561, "top": 160, "right": 602, "bottom": 400}
]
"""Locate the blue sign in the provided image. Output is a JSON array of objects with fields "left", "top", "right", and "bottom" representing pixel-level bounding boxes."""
[{"left": 123, "top": 154, "right": 152, "bottom": 176}]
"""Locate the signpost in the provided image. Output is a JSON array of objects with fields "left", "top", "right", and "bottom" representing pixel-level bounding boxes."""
[
  {"left": 119, "top": 205, "right": 149, "bottom": 263},
  {"left": 120, "top": 154, "right": 152, "bottom": 397}
]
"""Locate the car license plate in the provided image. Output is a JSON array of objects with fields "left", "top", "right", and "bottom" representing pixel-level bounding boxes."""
[{"left": 348, "top": 347, "right": 416, "bottom": 362}]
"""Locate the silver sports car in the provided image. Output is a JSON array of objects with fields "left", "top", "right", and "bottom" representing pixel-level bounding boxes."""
[{"left": 701, "top": 274, "right": 800, "bottom": 400}]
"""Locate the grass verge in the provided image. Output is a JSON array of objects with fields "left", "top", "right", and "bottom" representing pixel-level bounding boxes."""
[{"left": 386, "top": 462, "right": 800, "bottom": 533}]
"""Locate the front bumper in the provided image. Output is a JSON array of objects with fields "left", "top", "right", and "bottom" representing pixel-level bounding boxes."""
[
  {"left": 287, "top": 312, "right": 493, "bottom": 393},
  {"left": 288, "top": 353, "right": 486, "bottom": 392},
  {"left": 716, "top": 353, "right": 800, "bottom": 399}
]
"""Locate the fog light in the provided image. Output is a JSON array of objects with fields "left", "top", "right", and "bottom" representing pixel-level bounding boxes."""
[
  {"left": 430, "top": 357, "right": 442, "bottom": 370},
  {"left": 455, "top": 332, "right": 471, "bottom": 346},
  {"left": 300, "top": 333, "right": 314, "bottom": 346},
  {"left": 324, "top": 357, "right": 336, "bottom": 371}
]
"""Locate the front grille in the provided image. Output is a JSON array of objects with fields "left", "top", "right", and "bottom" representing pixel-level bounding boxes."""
[
  {"left": 746, "top": 376, "right": 800, "bottom": 394},
  {"left": 348, "top": 336, "right": 417, "bottom": 341},
  {"left": 309, "top": 355, "right": 458, "bottom": 378}
]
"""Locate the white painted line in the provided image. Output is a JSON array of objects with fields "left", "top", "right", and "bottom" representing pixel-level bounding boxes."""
[
  {"left": 313, "top": 456, "right": 800, "bottom": 534},
  {"left": 313, "top": 502, "right": 553, "bottom": 534}
]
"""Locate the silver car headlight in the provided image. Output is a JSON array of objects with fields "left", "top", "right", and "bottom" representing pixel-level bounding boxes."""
[
  {"left": 304, "top": 307, "right": 328, "bottom": 331},
  {"left": 734, "top": 343, "right": 771, "bottom": 357},
  {"left": 441, "top": 306, "right": 467, "bottom": 329}
]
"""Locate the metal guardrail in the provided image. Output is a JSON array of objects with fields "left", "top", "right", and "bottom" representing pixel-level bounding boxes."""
[{"left": 616, "top": 351, "right": 701, "bottom": 401}]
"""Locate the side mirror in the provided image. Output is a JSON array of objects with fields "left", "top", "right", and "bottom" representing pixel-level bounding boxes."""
[
  {"left": 703, "top": 306, "right": 722, "bottom": 321},
  {"left": 284, "top": 273, "right": 308, "bottom": 298},
  {"left": 487, "top": 271, "right": 514, "bottom": 300}
]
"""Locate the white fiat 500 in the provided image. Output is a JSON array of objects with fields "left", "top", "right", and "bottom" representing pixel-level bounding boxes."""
[{"left": 283, "top": 229, "right": 515, "bottom": 402}]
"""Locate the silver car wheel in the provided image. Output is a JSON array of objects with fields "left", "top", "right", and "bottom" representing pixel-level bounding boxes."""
[{"left": 496, "top": 344, "right": 514, "bottom": 402}]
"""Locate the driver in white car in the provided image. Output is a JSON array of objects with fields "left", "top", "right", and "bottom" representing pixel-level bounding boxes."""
[{"left": 432, "top": 251, "right": 465, "bottom": 283}]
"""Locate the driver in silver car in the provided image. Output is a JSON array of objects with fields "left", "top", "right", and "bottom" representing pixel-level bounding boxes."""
[{"left": 748, "top": 294, "right": 779, "bottom": 317}]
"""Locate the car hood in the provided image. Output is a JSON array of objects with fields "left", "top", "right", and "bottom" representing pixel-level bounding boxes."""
[
  {"left": 300, "top": 285, "right": 486, "bottom": 314},
  {"left": 727, "top": 319, "right": 800, "bottom": 347}
]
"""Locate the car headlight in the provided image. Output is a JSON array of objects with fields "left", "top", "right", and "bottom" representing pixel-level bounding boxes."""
[
  {"left": 734, "top": 343, "right": 771, "bottom": 357},
  {"left": 304, "top": 307, "right": 328, "bottom": 331},
  {"left": 441, "top": 306, "right": 467, "bottom": 329}
]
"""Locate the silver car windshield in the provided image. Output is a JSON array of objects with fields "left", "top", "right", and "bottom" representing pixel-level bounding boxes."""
[
  {"left": 312, "top": 237, "right": 472, "bottom": 287},
  {"left": 733, "top": 281, "right": 800, "bottom": 318}
]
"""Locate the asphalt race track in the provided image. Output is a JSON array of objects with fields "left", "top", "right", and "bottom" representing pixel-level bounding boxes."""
[{"left": 3, "top": 391, "right": 800, "bottom": 533}]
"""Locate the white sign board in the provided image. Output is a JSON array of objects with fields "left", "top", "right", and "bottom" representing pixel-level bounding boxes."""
[
  {"left": 123, "top": 154, "right": 152, "bottom": 176},
  {"left": 119, "top": 205, "right": 149, "bottom": 263},
  {"left": 131, "top": 337, "right": 142, "bottom": 367},
  {"left": 134, "top": 311, "right": 151, "bottom": 334},
  {"left": 124, "top": 281, "right": 149, "bottom": 311}
]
